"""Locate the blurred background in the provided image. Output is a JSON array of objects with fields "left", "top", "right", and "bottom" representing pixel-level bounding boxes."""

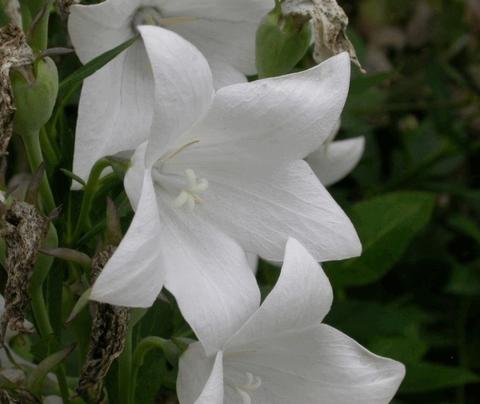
[{"left": 286, "top": 1, "right": 479, "bottom": 402}]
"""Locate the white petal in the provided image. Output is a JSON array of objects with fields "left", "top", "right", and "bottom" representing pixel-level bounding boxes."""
[
  {"left": 157, "top": 196, "right": 260, "bottom": 355},
  {"left": 68, "top": 0, "right": 140, "bottom": 63},
  {"left": 164, "top": 0, "right": 272, "bottom": 75},
  {"left": 224, "top": 324, "right": 405, "bottom": 404},
  {"left": 209, "top": 60, "right": 247, "bottom": 89},
  {"left": 124, "top": 142, "right": 149, "bottom": 209},
  {"left": 139, "top": 26, "right": 214, "bottom": 166},
  {"left": 178, "top": 343, "right": 224, "bottom": 404},
  {"left": 90, "top": 171, "right": 164, "bottom": 307},
  {"left": 201, "top": 160, "right": 361, "bottom": 262},
  {"left": 246, "top": 253, "right": 259, "bottom": 274},
  {"left": 175, "top": 53, "right": 351, "bottom": 171},
  {"left": 72, "top": 42, "right": 154, "bottom": 182},
  {"left": 307, "top": 136, "right": 365, "bottom": 186},
  {"left": 226, "top": 238, "right": 332, "bottom": 349}
]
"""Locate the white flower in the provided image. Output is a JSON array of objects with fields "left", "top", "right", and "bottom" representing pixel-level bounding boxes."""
[
  {"left": 68, "top": 0, "right": 272, "bottom": 182},
  {"left": 90, "top": 27, "right": 361, "bottom": 355},
  {"left": 177, "top": 238, "right": 405, "bottom": 404},
  {"left": 306, "top": 121, "right": 365, "bottom": 186}
]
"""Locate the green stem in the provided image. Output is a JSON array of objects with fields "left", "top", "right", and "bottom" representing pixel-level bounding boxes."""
[
  {"left": 40, "top": 127, "right": 60, "bottom": 171},
  {"left": 21, "top": 130, "right": 56, "bottom": 213},
  {"left": 71, "top": 158, "right": 111, "bottom": 243},
  {"left": 118, "top": 325, "right": 133, "bottom": 404},
  {"left": 26, "top": 0, "right": 52, "bottom": 52},
  {"left": 29, "top": 227, "right": 71, "bottom": 403},
  {"left": 131, "top": 337, "right": 165, "bottom": 402}
]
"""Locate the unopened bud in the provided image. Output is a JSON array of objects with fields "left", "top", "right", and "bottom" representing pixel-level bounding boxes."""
[
  {"left": 282, "top": 0, "right": 365, "bottom": 72},
  {"left": 256, "top": 8, "right": 312, "bottom": 78},
  {"left": 12, "top": 57, "right": 58, "bottom": 134}
]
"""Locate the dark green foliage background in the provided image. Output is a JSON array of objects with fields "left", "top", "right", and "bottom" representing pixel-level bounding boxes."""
[
  {"left": 326, "top": 1, "right": 479, "bottom": 402},
  {"left": 1, "top": 0, "right": 479, "bottom": 403}
]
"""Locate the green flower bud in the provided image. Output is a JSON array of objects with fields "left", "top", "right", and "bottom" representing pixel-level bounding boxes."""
[
  {"left": 256, "top": 9, "right": 312, "bottom": 78},
  {"left": 12, "top": 57, "right": 58, "bottom": 134}
]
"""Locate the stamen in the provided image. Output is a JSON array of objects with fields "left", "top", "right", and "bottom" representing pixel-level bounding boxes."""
[
  {"left": 160, "top": 140, "right": 200, "bottom": 163},
  {"left": 235, "top": 388, "right": 252, "bottom": 404},
  {"left": 132, "top": 7, "right": 197, "bottom": 29},
  {"left": 172, "top": 169, "right": 209, "bottom": 211},
  {"left": 231, "top": 371, "right": 262, "bottom": 404}
]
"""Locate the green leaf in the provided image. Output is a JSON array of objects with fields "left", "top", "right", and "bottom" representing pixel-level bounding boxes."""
[
  {"left": 369, "top": 334, "right": 427, "bottom": 364},
  {"left": 65, "top": 287, "right": 92, "bottom": 323},
  {"left": 326, "top": 300, "right": 431, "bottom": 343},
  {"left": 448, "top": 214, "right": 480, "bottom": 246},
  {"left": 60, "top": 168, "right": 87, "bottom": 187},
  {"left": 446, "top": 259, "right": 480, "bottom": 297},
  {"left": 27, "top": 345, "right": 75, "bottom": 397},
  {"left": 400, "top": 362, "right": 480, "bottom": 393},
  {"left": 59, "top": 35, "right": 138, "bottom": 94},
  {"left": 325, "top": 192, "right": 436, "bottom": 287}
]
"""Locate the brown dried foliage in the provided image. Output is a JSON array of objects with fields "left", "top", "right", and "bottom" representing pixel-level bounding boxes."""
[
  {"left": 77, "top": 246, "right": 129, "bottom": 403},
  {"left": 0, "top": 24, "right": 33, "bottom": 155},
  {"left": 283, "top": 0, "right": 365, "bottom": 71},
  {"left": 0, "top": 201, "right": 48, "bottom": 342}
]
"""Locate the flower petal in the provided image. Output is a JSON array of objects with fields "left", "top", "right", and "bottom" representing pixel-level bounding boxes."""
[
  {"left": 157, "top": 196, "right": 260, "bottom": 355},
  {"left": 72, "top": 42, "right": 154, "bottom": 182},
  {"left": 164, "top": 0, "right": 272, "bottom": 75},
  {"left": 178, "top": 344, "right": 223, "bottom": 404},
  {"left": 224, "top": 324, "right": 405, "bottom": 404},
  {"left": 90, "top": 171, "right": 164, "bottom": 307},
  {"left": 201, "top": 160, "right": 361, "bottom": 262},
  {"left": 175, "top": 53, "right": 351, "bottom": 170},
  {"left": 124, "top": 142, "right": 148, "bottom": 209},
  {"left": 139, "top": 26, "right": 214, "bottom": 166},
  {"left": 68, "top": 0, "right": 140, "bottom": 63},
  {"left": 226, "top": 238, "right": 332, "bottom": 349},
  {"left": 209, "top": 60, "right": 247, "bottom": 89},
  {"left": 307, "top": 136, "right": 365, "bottom": 186}
]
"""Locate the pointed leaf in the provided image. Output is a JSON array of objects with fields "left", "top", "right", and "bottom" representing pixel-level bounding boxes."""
[
  {"left": 59, "top": 35, "right": 138, "bottom": 94},
  {"left": 400, "top": 362, "right": 480, "bottom": 393},
  {"left": 27, "top": 345, "right": 76, "bottom": 396},
  {"left": 66, "top": 288, "right": 92, "bottom": 324},
  {"left": 325, "top": 192, "right": 436, "bottom": 287}
]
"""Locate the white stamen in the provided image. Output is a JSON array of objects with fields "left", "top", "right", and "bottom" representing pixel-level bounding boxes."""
[
  {"left": 173, "top": 169, "right": 209, "bottom": 210},
  {"left": 235, "top": 388, "right": 252, "bottom": 404},
  {"left": 132, "top": 6, "right": 197, "bottom": 29},
  {"left": 173, "top": 190, "right": 189, "bottom": 208},
  {"left": 232, "top": 372, "right": 262, "bottom": 404}
]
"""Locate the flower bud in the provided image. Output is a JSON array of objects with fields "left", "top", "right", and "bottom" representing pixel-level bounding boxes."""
[
  {"left": 256, "top": 9, "right": 312, "bottom": 78},
  {"left": 12, "top": 57, "right": 58, "bottom": 134}
]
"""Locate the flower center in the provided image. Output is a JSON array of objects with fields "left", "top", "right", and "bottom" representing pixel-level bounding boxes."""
[
  {"left": 233, "top": 372, "right": 262, "bottom": 404},
  {"left": 152, "top": 141, "right": 208, "bottom": 211},
  {"left": 132, "top": 6, "right": 196, "bottom": 30},
  {"left": 132, "top": 6, "right": 164, "bottom": 27},
  {"left": 172, "top": 169, "right": 209, "bottom": 211}
]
